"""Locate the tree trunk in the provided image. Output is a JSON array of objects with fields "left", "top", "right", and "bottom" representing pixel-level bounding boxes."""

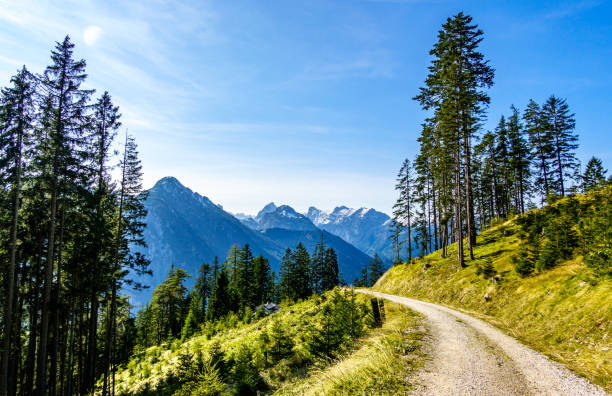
[
  {"left": 454, "top": 143, "right": 465, "bottom": 268},
  {"left": 85, "top": 293, "right": 99, "bottom": 394},
  {"left": 38, "top": 176, "right": 58, "bottom": 394},
  {"left": 463, "top": 130, "right": 475, "bottom": 260},
  {"left": 50, "top": 201, "right": 66, "bottom": 396}
]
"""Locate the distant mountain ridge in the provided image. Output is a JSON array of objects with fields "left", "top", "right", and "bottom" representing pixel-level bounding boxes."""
[
  {"left": 305, "top": 206, "right": 400, "bottom": 263},
  {"left": 129, "top": 177, "right": 372, "bottom": 306},
  {"left": 238, "top": 202, "right": 417, "bottom": 264}
]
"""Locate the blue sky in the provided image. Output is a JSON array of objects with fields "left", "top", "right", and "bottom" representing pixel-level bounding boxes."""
[{"left": 1, "top": 0, "right": 610, "bottom": 215}]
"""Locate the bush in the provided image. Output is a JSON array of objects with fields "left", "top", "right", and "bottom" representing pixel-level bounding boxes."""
[
  {"left": 265, "top": 319, "right": 294, "bottom": 364},
  {"left": 305, "top": 289, "right": 369, "bottom": 358},
  {"left": 231, "top": 345, "right": 266, "bottom": 395},
  {"left": 475, "top": 261, "right": 496, "bottom": 278},
  {"left": 512, "top": 248, "right": 534, "bottom": 277},
  {"left": 536, "top": 240, "right": 560, "bottom": 271},
  {"left": 585, "top": 248, "right": 611, "bottom": 278}
]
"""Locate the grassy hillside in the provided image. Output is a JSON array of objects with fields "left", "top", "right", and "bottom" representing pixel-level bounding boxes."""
[
  {"left": 109, "top": 289, "right": 427, "bottom": 395},
  {"left": 374, "top": 199, "right": 612, "bottom": 390}
]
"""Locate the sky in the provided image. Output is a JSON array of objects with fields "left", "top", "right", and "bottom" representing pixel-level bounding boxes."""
[{"left": 1, "top": 0, "right": 611, "bottom": 215}]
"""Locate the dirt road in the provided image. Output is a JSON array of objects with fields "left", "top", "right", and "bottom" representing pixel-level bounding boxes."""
[{"left": 358, "top": 290, "right": 608, "bottom": 395}]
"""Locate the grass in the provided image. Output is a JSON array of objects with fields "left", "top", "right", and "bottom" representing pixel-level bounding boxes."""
[
  {"left": 273, "top": 302, "right": 427, "bottom": 395},
  {"left": 111, "top": 290, "right": 428, "bottom": 395},
  {"left": 374, "top": 218, "right": 612, "bottom": 391}
]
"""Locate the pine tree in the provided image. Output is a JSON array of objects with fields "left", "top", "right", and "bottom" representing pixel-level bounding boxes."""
[
  {"left": 414, "top": 13, "right": 494, "bottom": 267},
  {"left": 0, "top": 66, "right": 36, "bottom": 393},
  {"left": 367, "top": 254, "right": 385, "bottom": 287},
  {"left": 388, "top": 219, "right": 403, "bottom": 265},
  {"left": 321, "top": 248, "right": 339, "bottom": 292},
  {"left": 524, "top": 99, "right": 552, "bottom": 202},
  {"left": 206, "top": 269, "right": 232, "bottom": 321},
  {"left": 252, "top": 255, "right": 273, "bottom": 305},
  {"left": 194, "top": 262, "right": 211, "bottom": 318},
  {"left": 355, "top": 262, "right": 368, "bottom": 287},
  {"left": 236, "top": 244, "right": 254, "bottom": 309},
  {"left": 393, "top": 158, "right": 414, "bottom": 261},
  {"left": 150, "top": 266, "right": 190, "bottom": 342},
  {"left": 89, "top": 91, "right": 122, "bottom": 396},
  {"left": 541, "top": 95, "right": 578, "bottom": 197},
  {"left": 180, "top": 308, "right": 199, "bottom": 342},
  {"left": 494, "top": 115, "right": 511, "bottom": 217},
  {"left": 293, "top": 243, "right": 311, "bottom": 300},
  {"left": 279, "top": 248, "right": 295, "bottom": 301},
  {"left": 582, "top": 157, "right": 607, "bottom": 191},
  {"left": 36, "top": 35, "right": 94, "bottom": 394},
  {"left": 310, "top": 234, "right": 327, "bottom": 294},
  {"left": 507, "top": 105, "right": 531, "bottom": 214}
]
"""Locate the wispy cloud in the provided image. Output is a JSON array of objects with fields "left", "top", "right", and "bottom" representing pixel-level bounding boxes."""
[{"left": 544, "top": 0, "right": 602, "bottom": 19}]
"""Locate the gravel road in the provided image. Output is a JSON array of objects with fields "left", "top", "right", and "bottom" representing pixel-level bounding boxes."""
[{"left": 358, "top": 290, "right": 608, "bottom": 396}]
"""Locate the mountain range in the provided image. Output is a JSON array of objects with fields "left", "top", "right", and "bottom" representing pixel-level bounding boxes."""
[
  {"left": 238, "top": 203, "right": 413, "bottom": 264},
  {"left": 128, "top": 177, "right": 378, "bottom": 306}
]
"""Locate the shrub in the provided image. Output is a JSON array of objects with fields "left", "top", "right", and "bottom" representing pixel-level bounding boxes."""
[
  {"left": 475, "top": 261, "right": 496, "bottom": 278},
  {"left": 512, "top": 247, "right": 534, "bottom": 277},
  {"left": 266, "top": 319, "right": 294, "bottom": 364},
  {"left": 231, "top": 345, "right": 266, "bottom": 395}
]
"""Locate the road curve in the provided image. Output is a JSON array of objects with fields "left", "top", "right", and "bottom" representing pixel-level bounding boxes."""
[{"left": 358, "top": 290, "right": 608, "bottom": 396}]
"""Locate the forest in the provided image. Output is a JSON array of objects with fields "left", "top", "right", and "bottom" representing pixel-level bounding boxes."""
[
  {"left": 391, "top": 13, "right": 610, "bottom": 279},
  {"left": 0, "top": 36, "right": 150, "bottom": 395}
]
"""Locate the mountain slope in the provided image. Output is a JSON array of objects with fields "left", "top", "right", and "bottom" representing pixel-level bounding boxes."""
[
  {"left": 131, "top": 177, "right": 285, "bottom": 305},
  {"left": 373, "top": 203, "right": 612, "bottom": 391},
  {"left": 256, "top": 204, "right": 317, "bottom": 231},
  {"left": 130, "top": 177, "right": 372, "bottom": 305},
  {"left": 306, "top": 206, "right": 416, "bottom": 263},
  {"left": 261, "top": 228, "right": 373, "bottom": 282}
]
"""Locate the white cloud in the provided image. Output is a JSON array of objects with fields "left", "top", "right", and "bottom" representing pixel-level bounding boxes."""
[{"left": 83, "top": 25, "right": 102, "bottom": 46}]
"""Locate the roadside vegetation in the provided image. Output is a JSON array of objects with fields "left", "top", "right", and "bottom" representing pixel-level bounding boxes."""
[
  {"left": 108, "top": 288, "right": 426, "bottom": 395},
  {"left": 375, "top": 187, "right": 612, "bottom": 391}
]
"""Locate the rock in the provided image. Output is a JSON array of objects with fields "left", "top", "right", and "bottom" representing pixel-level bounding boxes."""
[
  {"left": 484, "top": 293, "right": 491, "bottom": 301},
  {"left": 602, "top": 347, "right": 610, "bottom": 351}
]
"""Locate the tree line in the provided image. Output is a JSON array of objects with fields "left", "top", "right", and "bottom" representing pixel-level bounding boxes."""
[
  {"left": 0, "top": 36, "right": 149, "bottom": 395},
  {"left": 391, "top": 12, "right": 609, "bottom": 270},
  {"left": 133, "top": 237, "right": 342, "bottom": 352}
]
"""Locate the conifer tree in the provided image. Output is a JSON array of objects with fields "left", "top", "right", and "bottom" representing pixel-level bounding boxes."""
[
  {"left": 279, "top": 248, "right": 295, "bottom": 301},
  {"left": 252, "top": 255, "right": 273, "bottom": 305},
  {"left": 0, "top": 66, "right": 36, "bottom": 393},
  {"left": 414, "top": 13, "right": 494, "bottom": 267},
  {"left": 36, "top": 35, "right": 94, "bottom": 394},
  {"left": 321, "top": 248, "right": 339, "bottom": 292},
  {"left": 541, "top": 95, "right": 578, "bottom": 197},
  {"left": 388, "top": 219, "right": 403, "bottom": 265},
  {"left": 150, "top": 266, "right": 189, "bottom": 342},
  {"left": 494, "top": 115, "right": 511, "bottom": 217},
  {"left": 310, "top": 234, "right": 327, "bottom": 294},
  {"left": 355, "top": 262, "right": 369, "bottom": 287},
  {"left": 524, "top": 99, "right": 552, "bottom": 202},
  {"left": 293, "top": 243, "right": 311, "bottom": 300},
  {"left": 236, "top": 244, "right": 254, "bottom": 308},
  {"left": 507, "top": 105, "right": 531, "bottom": 213},
  {"left": 582, "top": 157, "right": 607, "bottom": 191},
  {"left": 367, "top": 254, "right": 385, "bottom": 287},
  {"left": 194, "top": 262, "right": 212, "bottom": 318},
  {"left": 393, "top": 158, "right": 414, "bottom": 261},
  {"left": 89, "top": 91, "right": 122, "bottom": 396},
  {"left": 206, "top": 269, "right": 231, "bottom": 321}
]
